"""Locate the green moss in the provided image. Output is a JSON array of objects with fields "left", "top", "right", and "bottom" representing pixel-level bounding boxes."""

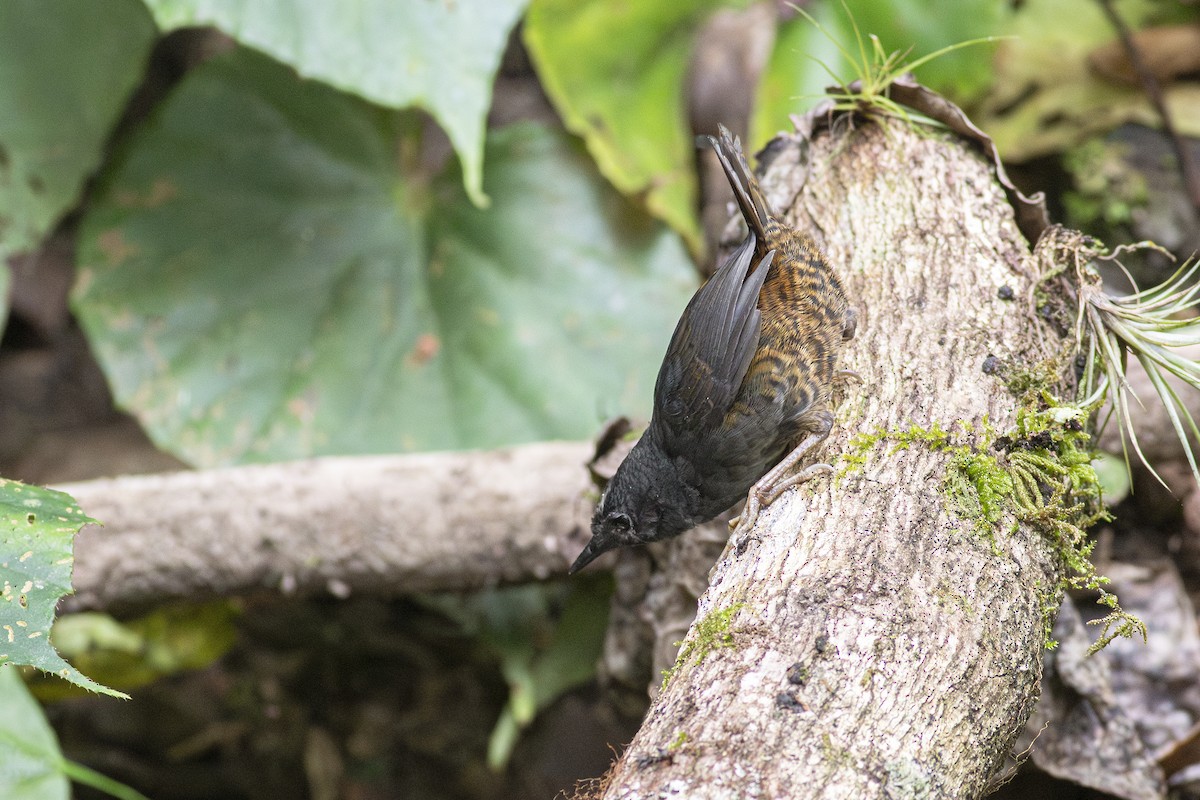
[
  {"left": 1003, "top": 352, "right": 1071, "bottom": 403},
  {"left": 660, "top": 603, "right": 745, "bottom": 689},
  {"left": 840, "top": 422, "right": 951, "bottom": 478},
  {"left": 886, "top": 422, "right": 952, "bottom": 453},
  {"left": 998, "top": 402, "right": 1144, "bottom": 650},
  {"left": 667, "top": 730, "right": 688, "bottom": 752},
  {"left": 843, "top": 397, "right": 1144, "bottom": 652},
  {"left": 945, "top": 449, "right": 1013, "bottom": 542},
  {"left": 838, "top": 441, "right": 873, "bottom": 476}
]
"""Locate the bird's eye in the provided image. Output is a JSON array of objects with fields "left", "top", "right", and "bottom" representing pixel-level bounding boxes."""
[{"left": 608, "top": 511, "right": 632, "bottom": 531}]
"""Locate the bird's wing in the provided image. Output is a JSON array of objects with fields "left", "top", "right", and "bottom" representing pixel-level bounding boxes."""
[{"left": 652, "top": 234, "right": 773, "bottom": 438}]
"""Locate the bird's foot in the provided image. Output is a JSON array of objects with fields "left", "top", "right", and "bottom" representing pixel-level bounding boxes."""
[
  {"left": 729, "top": 463, "right": 834, "bottom": 555},
  {"left": 729, "top": 494, "right": 763, "bottom": 555}
]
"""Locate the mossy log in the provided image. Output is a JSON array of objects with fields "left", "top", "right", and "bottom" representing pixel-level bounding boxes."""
[{"left": 597, "top": 118, "right": 1078, "bottom": 799}]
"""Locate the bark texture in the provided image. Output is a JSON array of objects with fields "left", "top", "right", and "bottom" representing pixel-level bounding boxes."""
[
  {"left": 600, "top": 121, "right": 1067, "bottom": 798},
  {"left": 59, "top": 442, "right": 594, "bottom": 612}
]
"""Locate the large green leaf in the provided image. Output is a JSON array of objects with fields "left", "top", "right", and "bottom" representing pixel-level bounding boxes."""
[
  {"left": 0, "top": 0, "right": 156, "bottom": 258},
  {"left": 142, "top": 0, "right": 529, "bottom": 207},
  {"left": 75, "top": 48, "right": 695, "bottom": 466},
  {"left": 0, "top": 666, "right": 68, "bottom": 800},
  {"left": 0, "top": 480, "right": 124, "bottom": 698},
  {"left": 524, "top": 0, "right": 742, "bottom": 256}
]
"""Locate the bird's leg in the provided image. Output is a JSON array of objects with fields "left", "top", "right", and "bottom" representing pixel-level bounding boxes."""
[
  {"left": 730, "top": 412, "right": 835, "bottom": 548},
  {"left": 833, "top": 369, "right": 861, "bottom": 386},
  {"left": 830, "top": 369, "right": 861, "bottom": 407},
  {"left": 830, "top": 309, "right": 860, "bottom": 396},
  {"left": 842, "top": 307, "right": 858, "bottom": 341},
  {"left": 735, "top": 432, "right": 832, "bottom": 531}
]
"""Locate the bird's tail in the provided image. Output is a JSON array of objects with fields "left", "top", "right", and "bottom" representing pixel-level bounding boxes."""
[{"left": 704, "top": 123, "right": 772, "bottom": 243}]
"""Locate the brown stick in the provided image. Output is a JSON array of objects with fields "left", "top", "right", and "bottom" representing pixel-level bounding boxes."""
[{"left": 59, "top": 442, "right": 595, "bottom": 612}]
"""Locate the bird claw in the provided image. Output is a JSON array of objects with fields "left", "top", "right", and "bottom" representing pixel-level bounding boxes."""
[
  {"left": 729, "top": 494, "right": 764, "bottom": 554},
  {"left": 733, "top": 530, "right": 757, "bottom": 556},
  {"left": 730, "top": 463, "right": 834, "bottom": 556}
]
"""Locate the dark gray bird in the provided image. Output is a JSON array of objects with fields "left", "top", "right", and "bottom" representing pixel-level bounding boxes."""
[{"left": 570, "top": 125, "right": 855, "bottom": 574}]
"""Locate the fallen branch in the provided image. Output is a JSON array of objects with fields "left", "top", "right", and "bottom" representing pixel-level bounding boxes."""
[
  {"left": 59, "top": 442, "right": 594, "bottom": 612},
  {"left": 598, "top": 116, "right": 1070, "bottom": 797}
]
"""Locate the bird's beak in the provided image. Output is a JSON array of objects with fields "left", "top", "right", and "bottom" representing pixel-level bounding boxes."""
[{"left": 569, "top": 537, "right": 607, "bottom": 574}]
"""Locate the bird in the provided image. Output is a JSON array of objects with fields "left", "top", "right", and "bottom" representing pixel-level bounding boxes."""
[{"left": 570, "top": 124, "right": 856, "bottom": 574}]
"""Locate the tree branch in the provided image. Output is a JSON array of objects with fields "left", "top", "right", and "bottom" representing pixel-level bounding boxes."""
[
  {"left": 59, "top": 442, "right": 594, "bottom": 612},
  {"left": 600, "top": 119, "right": 1069, "bottom": 797}
]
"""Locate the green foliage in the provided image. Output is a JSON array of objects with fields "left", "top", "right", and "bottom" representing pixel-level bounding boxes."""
[
  {"left": 0, "top": 479, "right": 125, "bottom": 698},
  {"left": 0, "top": 666, "right": 68, "bottom": 800},
  {"left": 418, "top": 576, "right": 611, "bottom": 770},
  {"left": 14, "top": 0, "right": 1186, "bottom": 793},
  {"left": 0, "top": 0, "right": 155, "bottom": 259},
  {"left": 31, "top": 603, "right": 239, "bottom": 700},
  {"left": 752, "top": 2, "right": 847, "bottom": 147},
  {"left": 0, "top": 667, "right": 150, "bottom": 800},
  {"left": 793, "top": 2, "right": 1006, "bottom": 126},
  {"left": 523, "top": 0, "right": 743, "bottom": 254},
  {"left": 143, "top": 0, "right": 530, "bottom": 207},
  {"left": 835, "top": 0, "right": 1007, "bottom": 100},
  {"left": 1057, "top": 243, "right": 1200, "bottom": 488},
  {"left": 75, "top": 47, "right": 696, "bottom": 466},
  {"left": 759, "top": 0, "right": 1198, "bottom": 163}
]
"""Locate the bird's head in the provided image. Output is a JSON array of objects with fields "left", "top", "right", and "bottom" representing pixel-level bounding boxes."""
[{"left": 570, "top": 436, "right": 697, "bottom": 573}]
